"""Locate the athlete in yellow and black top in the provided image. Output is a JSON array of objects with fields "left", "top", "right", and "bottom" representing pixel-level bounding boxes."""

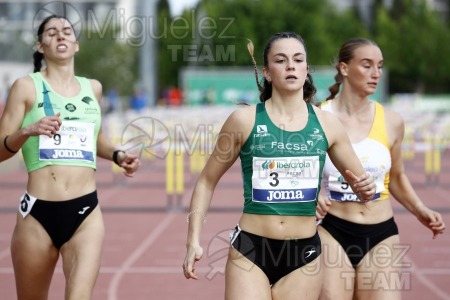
[
  {"left": 316, "top": 37, "right": 445, "bottom": 300},
  {"left": 321, "top": 100, "right": 390, "bottom": 203},
  {"left": 320, "top": 99, "right": 398, "bottom": 269}
]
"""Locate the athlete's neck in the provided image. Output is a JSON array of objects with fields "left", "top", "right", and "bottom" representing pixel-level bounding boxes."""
[
  {"left": 333, "top": 95, "right": 371, "bottom": 117},
  {"left": 41, "top": 67, "right": 79, "bottom": 97}
]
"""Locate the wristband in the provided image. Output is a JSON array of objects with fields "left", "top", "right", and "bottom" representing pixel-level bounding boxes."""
[
  {"left": 113, "top": 150, "right": 125, "bottom": 166},
  {"left": 3, "top": 135, "right": 18, "bottom": 154}
]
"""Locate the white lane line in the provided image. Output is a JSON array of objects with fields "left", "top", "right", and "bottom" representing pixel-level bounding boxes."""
[
  {"left": 405, "top": 255, "right": 450, "bottom": 300},
  {"left": 0, "top": 247, "right": 10, "bottom": 261},
  {"left": 107, "top": 212, "right": 176, "bottom": 300},
  {"left": 418, "top": 269, "right": 450, "bottom": 275}
]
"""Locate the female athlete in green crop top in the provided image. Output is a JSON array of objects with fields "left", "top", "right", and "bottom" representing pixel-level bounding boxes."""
[
  {"left": 0, "top": 15, "right": 140, "bottom": 300},
  {"left": 183, "top": 32, "right": 376, "bottom": 300}
]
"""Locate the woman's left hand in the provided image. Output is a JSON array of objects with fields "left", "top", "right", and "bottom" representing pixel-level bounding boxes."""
[
  {"left": 415, "top": 204, "right": 446, "bottom": 239},
  {"left": 118, "top": 152, "right": 140, "bottom": 177}
]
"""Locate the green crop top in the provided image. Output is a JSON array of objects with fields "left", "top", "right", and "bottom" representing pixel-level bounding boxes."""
[
  {"left": 21, "top": 72, "right": 101, "bottom": 172},
  {"left": 239, "top": 102, "right": 329, "bottom": 216}
]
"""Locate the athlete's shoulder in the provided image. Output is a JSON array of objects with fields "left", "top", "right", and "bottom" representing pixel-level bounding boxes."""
[
  {"left": 219, "top": 104, "right": 257, "bottom": 145},
  {"left": 226, "top": 104, "right": 256, "bottom": 127},
  {"left": 9, "top": 75, "right": 35, "bottom": 99},
  {"left": 86, "top": 78, "right": 102, "bottom": 90},
  {"left": 314, "top": 106, "right": 346, "bottom": 146},
  {"left": 313, "top": 103, "right": 335, "bottom": 121},
  {"left": 85, "top": 78, "right": 102, "bottom": 102},
  {"left": 381, "top": 104, "right": 404, "bottom": 129},
  {"left": 379, "top": 105, "right": 405, "bottom": 141},
  {"left": 15, "top": 74, "right": 35, "bottom": 88}
]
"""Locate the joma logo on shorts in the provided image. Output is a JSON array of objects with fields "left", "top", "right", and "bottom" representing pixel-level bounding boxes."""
[{"left": 52, "top": 149, "right": 84, "bottom": 159}]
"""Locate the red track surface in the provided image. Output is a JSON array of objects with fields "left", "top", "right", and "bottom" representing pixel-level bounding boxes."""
[{"left": 0, "top": 151, "right": 449, "bottom": 299}]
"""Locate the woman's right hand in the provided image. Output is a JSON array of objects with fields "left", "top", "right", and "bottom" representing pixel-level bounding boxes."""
[
  {"left": 316, "top": 194, "right": 332, "bottom": 220},
  {"left": 183, "top": 243, "right": 204, "bottom": 280},
  {"left": 25, "top": 113, "right": 61, "bottom": 137}
]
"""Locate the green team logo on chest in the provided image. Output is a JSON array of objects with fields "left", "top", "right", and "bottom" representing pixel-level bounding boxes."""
[{"left": 65, "top": 103, "right": 77, "bottom": 112}]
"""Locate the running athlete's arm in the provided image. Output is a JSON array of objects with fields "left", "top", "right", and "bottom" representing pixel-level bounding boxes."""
[
  {"left": 0, "top": 76, "right": 60, "bottom": 162},
  {"left": 91, "top": 79, "right": 115, "bottom": 160},
  {"left": 183, "top": 105, "right": 254, "bottom": 280},
  {"left": 387, "top": 110, "right": 445, "bottom": 238},
  {"left": 90, "top": 79, "right": 140, "bottom": 177}
]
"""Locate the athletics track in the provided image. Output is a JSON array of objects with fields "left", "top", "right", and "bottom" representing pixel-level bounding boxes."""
[{"left": 0, "top": 107, "right": 449, "bottom": 300}]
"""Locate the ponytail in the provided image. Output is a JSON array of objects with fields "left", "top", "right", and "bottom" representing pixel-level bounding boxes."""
[
  {"left": 247, "top": 39, "right": 272, "bottom": 102},
  {"left": 33, "top": 51, "right": 43, "bottom": 72},
  {"left": 247, "top": 39, "right": 263, "bottom": 93},
  {"left": 325, "top": 71, "right": 343, "bottom": 101}
]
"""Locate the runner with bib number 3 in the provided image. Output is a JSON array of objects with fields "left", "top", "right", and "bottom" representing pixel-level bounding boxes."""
[{"left": 183, "top": 32, "right": 375, "bottom": 300}]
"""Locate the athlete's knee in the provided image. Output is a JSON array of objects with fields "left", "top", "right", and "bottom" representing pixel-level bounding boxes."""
[{"left": 65, "top": 284, "right": 94, "bottom": 300}]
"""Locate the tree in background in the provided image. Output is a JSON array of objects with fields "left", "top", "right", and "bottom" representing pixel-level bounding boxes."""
[
  {"left": 184, "top": 0, "right": 368, "bottom": 71},
  {"left": 374, "top": 0, "right": 450, "bottom": 94},
  {"left": 75, "top": 26, "right": 138, "bottom": 97},
  {"left": 73, "top": 0, "right": 450, "bottom": 103}
]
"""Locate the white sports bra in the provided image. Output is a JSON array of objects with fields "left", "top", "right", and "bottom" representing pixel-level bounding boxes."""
[{"left": 321, "top": 100, "right": 391, "bottom": 202}]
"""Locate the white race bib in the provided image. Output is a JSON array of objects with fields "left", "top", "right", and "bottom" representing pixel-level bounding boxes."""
[
  {"left": 39, "top": 121, "right": 95, "bottom": 162},
  {"left": 252, "top": 156, "right": 320, "bottom": 203},
  {"left": 327, "top": 173, "right": 381, "bottom": 202}
]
